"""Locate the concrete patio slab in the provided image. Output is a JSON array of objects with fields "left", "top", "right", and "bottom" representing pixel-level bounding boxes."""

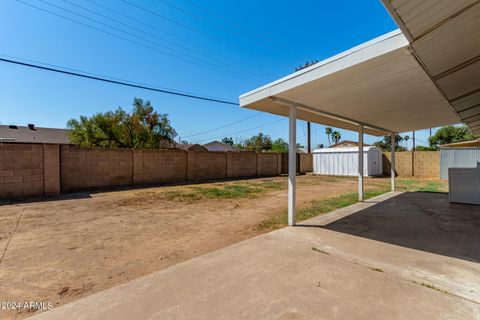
[{"left": 29, "top": 192, "right": 480, "bottom": 320}]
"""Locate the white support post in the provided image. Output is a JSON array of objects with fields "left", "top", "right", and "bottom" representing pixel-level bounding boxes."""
[
  {"left": 390, "top": 133, "right": 396, "bottom": 192},
  {"left": 288, "top": 105, "right": 297, "bottom": 226},
  {"left": 358, "top": 125, "right": 364, "bottom": 202}
]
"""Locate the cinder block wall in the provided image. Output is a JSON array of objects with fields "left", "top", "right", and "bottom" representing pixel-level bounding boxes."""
[
  {"left": 61, "top": 146, "right": 133, "bottom": 192},
  {"left": 0, "top": 144, "right": 314, "bottom": 199},
  {"left": 281, "top": 153, "right": 312, "bottom": 174},
  {"left": 258, "top": 153, "right": 280, "bottom": 177},
  {"left": 383, "top": 151, "right": 440, "bottom": 178},
  {"left": 414, "top": 152, "right": 440, "bottom": 178},
  {"left": 299, "top": 153, "right": 313, "bottom": 173},
  {"left": 133, "top": 149, "right": 187, "bottom": 185},
  {"left": 226, "top": 152, "right": 257, "bottom": 179},
  {"left": 0, "top": 144, "right": 44, "bottom": 198},
  {"left": 187, "top": 151, "right": 227, "bottom": 181},
  {"left": 43, "top": 145, "right": 60, "bottom": 195}
]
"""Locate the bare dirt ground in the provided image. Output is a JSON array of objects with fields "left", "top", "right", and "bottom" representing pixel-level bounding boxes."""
[{"left": 0, "top": 175, "right": 446, "bottom": 319}]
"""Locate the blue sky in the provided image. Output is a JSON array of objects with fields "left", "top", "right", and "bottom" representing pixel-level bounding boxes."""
[{"left": 1, "top": 0, "right": 434, "bottom": 148}]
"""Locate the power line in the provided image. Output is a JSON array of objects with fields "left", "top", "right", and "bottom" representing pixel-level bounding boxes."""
[
  {"left": 81, "top": 0, "right": 275, "bottom": 81},
  {"left": 57, "top": 0, "right": 270, "bottom": 83},
  {"left": 14, "top": 0, "right": 261, "bottom": 84},
  {"left": 122, "top": 0, "right": 295, "bottom": 69},
  {"left": 182, "top": 113, "right": 261, "bottom": 139},
  {"left": 193, "top": 118, "right": 286, "bottom": 144},
  {"left": 0, "top": 57, "right": 239, "bottom": 106},
  {"left": 0, "top": 53, "right": 228, "bottom": 101},
  {"left": 159, "top": 0, "right": 315, "bottom": 64},
  {"left": 36, "top": 0, "right": 265, "bottom": 84}
]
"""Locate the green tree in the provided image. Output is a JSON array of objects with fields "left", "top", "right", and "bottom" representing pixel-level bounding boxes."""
[
  {"left": 428, "top": 125, "right": 476, "bottom": 148},
  {"left": 325, "top": 127, "right": 332, "bottom": 146},
  {"left": 331, "top": 131, "right": 341, "bottom": 144},
  {"left": 373, "top": 134, "right": 405, "bottom": 151},
  {"left": 243, "top": 133, "right": 272, "bottom": 151},
  {"left": 67, "top": 98, "right": 177, "bottom": 148},
  {"left": 222, "top": 137, "right": 234, "bottom": 146},
  {"left": 271, "top": 138, "right": 288, "bottom": 152}
]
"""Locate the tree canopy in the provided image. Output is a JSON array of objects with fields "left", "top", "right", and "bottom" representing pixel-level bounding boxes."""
[
  {"left": 67, "top": 98, "right": 177, "bottom": 149},
  {"left": 373, "top": 134, "right": 405, "bottom": 151},
  {"left": 428, "top": 125, "right": 475, "bottom": 148},
  {"left": 242, "top": 133, "right": 272, "bottom": 151},
  {"left": 236, "top": 133, "right": 300, "bottom": 152}
]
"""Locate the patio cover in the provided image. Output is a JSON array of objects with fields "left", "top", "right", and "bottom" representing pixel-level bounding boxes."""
[
  {"left": 382, "top": 0, "right": 480, "bottom": 135},
  {"left": 240, "top": 29, "right": 461, "bottom": 136}
]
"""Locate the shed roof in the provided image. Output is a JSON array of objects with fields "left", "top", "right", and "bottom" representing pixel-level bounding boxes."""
[{"left": 439, "top": 139, "right": 480, "bottom": 148}]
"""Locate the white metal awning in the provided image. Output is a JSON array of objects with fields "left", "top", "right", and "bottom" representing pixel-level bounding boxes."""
[
  {"left": 240, "top": 29, "right": 463, "bottom": 136},
  {"left": 381, "top": 0, "right": 480, "bottom": 135}
]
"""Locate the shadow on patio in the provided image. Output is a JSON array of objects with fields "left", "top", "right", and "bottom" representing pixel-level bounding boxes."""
[{"left": 302, "top": 192, "right": 480, "bottom": 264}]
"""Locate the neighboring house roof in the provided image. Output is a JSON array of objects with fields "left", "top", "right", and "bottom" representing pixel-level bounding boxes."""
[
  {"left": 173, "top": 143, "right": 208, "bottom": 151},
  {"left": 0, "top": 124, "right": 70, "bottom": 144},
  {"left": 330, "top": 140, "right": 372, "bottom": 148},
  {"left": 203, "top": 141, "right": 235, "bottom": 152},
  {"left": 439, "top": 139, "right": 480, "bottom": 148}
]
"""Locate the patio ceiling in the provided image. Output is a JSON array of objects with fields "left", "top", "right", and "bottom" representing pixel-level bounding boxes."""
[{"left": 381, "top": 0, "right": 480, "bottom": 135}]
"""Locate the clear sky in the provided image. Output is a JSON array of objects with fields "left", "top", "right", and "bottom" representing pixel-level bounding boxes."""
[{"left": 1, "top": 0, "right": 436, "bottom": 148}]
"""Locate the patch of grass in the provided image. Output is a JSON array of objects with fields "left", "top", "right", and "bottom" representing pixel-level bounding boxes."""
[
  {"left": 163, "top": 191, "right": 203, "bottom": 202},
  {"left": 257, "top": 188, "right": 389, "bottom": 231},
  {"left": 396, "top": 179, "right": 447, "bottom": 193},
  {"left": 368, "top": 179, "right": 447, "bottom": 193},
  {"left": 194, "top": 184, "right": 264, "bottom": 199},
  {"left": 164, "top": 180, "right": 283, "bottom": 201}
]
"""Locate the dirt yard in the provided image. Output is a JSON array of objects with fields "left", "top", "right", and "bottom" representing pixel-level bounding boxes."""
[{"left": 0, "top": 175, "right": 446, "bottom": 319}]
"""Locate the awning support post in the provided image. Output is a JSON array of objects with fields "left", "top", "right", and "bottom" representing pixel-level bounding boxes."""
[
  {"left": 288, "top": 105, "right": 297, "bottom": 226},
  {"left": 390, "top": 133, "right": 396, "bottom": 191},
  {"left": 358, "top": 125, "right": 364, "bottom": 202}
]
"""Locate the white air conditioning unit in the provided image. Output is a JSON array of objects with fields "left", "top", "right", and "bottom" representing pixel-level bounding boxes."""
[{"left": 448, "top": 167, "right": 480, "bottom": 205}]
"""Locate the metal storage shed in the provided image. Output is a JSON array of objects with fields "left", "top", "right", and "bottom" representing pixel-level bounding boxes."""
[
  {"left": 313, "top": 146, "right": 383, "bottom": 177},
  {"left": 440, "top": 147, "right": 480, "bottom": 179}
]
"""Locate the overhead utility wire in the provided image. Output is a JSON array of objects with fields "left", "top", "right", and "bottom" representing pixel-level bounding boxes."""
[
  {"left": 84, "top": 0, "right": 278, "bottom": 81},
  {"left": 122, "top": 0, "right": 295, "bottom": 69},
  {"left": 0, "top": 57, "right": 239, "bottom": 106},
  {"left": 193, "top": 118, "right": 286, "bottom": 144},
  {"left": 182, "top": 113, "right": 261, "bottom": 139},
  {"left": 59, "top": 0, "right": 271, "bottom": 83},
  {"left": 15, "top": 0, "right": 260, "bottom": 85},
  {"left": 0, "top": 53, "right": 224, "bottom": 100},
  {"left": 34, "top": 0, "right": 263, "bottom": 84},
  {"left": 159, "top": 0, "right": 316, "bottom": 63}
]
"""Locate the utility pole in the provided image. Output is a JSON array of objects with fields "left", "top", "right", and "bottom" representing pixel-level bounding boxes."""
[{"left": 307, "top": 122, "right": 311, "bottom": 153}]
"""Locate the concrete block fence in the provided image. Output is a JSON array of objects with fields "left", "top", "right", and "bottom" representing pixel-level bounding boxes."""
[
  {"left": 382, "top": 151, "right": 440, "bottom": 178},
  {"left": 0, "top": 144, "right": 310, "bottom": 199}
]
